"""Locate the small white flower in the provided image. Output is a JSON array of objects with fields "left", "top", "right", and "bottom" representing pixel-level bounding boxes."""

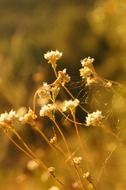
[
  {"left": 44, "top": 50, "right": 62, "bottom": 68},
  {"left": 105, "top": 81, "right": 112, "bottom": 88},
  {"left": 19, "top": 108, "right": 37, "bottom": 124},
  {"left": 40, "top": 104, "right": 56, "bottom": 120},
  {"left": 50, "top": 136, "right": 57, "bottom": 145},
  {"left": 80, "top": 57, "right": 97, "bottom": 86},
  {"left": 83, "top": 171, "right": 90, "bottom": 179},
  {"left": 54, "top": 69, "right": 71, "bottom": 86},
  {"left": 48, "top": 186, "right": 60, "bottom": 190},
  {"left": 81, "top": 57, "right": 94, "bottom": 67},
  {"left": 62, "top": 99, "right": 80, "bottom": 114},
  {"left": 0, "top": 110, "right": 19, "bottom": 124},
  {"left": 86, "top": 110, "right": 104, "bottom": 127},
  {"left": 73, "top": 156, "right": 82, "bottom": 165},
  {"left": 48, "top": 167, "right": 56, "bottom": 176},
  {"left": 80, "top": 67, "right": 93, "bottom": 79}
]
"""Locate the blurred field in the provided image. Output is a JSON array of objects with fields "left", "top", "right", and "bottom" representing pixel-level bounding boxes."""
[{"left": 1, "top": 0, "right": 126, "bottom": 189}]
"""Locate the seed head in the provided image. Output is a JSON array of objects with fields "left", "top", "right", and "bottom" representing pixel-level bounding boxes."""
[
  {"left": 73, "top": 156, "right": 82, "bottom": 165},
  {"left": 86, "top": 110, "right": 104, "bottom": 127},
  {"left": 19, "top": 108, "right": 37, "bottom": 124},
  {"left": 40, "top": 104, "right": 56, "bottom": 120},
  {"left": 0, "top": 110, "right": 19, "bottom": 127},
  {"left": 62, "top": 99, "right": 79, "bottom": 114},
  {"left": 50, "top": 136, "right": 57, "bottom": 145},
  {"left": 44, "top": 50, "right": 62, "bottom": 69},
  {"left": 81, "top": 57, "right": 95, "bottom": 67},
  {"left": 48, "top": 167, "right": 56, "bottom": 176},
  {"left": 53, "top": 69, "right": 71, "bottom": 87}
]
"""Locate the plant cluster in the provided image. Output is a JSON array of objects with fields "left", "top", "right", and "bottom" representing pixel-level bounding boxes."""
[{"left": 0, "top": 50, "right": 126, "bottom": 190}]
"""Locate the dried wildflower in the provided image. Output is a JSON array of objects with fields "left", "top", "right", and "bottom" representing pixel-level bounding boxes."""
[
  {"left": 86, "top": 110, "right": 104, "bottom": 127},
  {"left": 19, "top": 108, "right": 37, "bottom": 124},
  {"left": 0, "top": 110, "right": 19, "bottom": 127},
  {"left": 48, "top": 167, "right": 56, "bottom": 176},
  {"left": 51, "top": 86, "right": 60, "bottom": 101},
  {"left": 105, "top": 81, "right": 112, "bottom": 88},
  {"left": 54, "top": 69, "right": 71, "bottom": 87},
  {"left": 38, "top": 82, "right": 60, "bottom": 102},
  {"left": 81, "top": 57, "right": 95, "bottom": 67},
  {"left": 80, "top": 57, "right": 98, "bottom": 86},
  {"left": 27, "top": 160, "right": 39, "bottom": 171},
  {"left": 48, "top": 186, "right": 60, "bottom": 190},
  {"left": 80, "top": 67, "right": 92, "bottom": 79},
  {"left": 40, "top": 104, "right": 56, "bottom": 120},
  {"left": 50, "top": 136, "right": 57, "bottom": 145},
  {"left": 83, "top": 171, "right": 90, "bottom": 179},
  {"left": 44, "top": 50, "right": 62, "bottom": 69},
  {"left": 62, "top": 99, "right": 79, "bottom": 114},
  {"left": 73, "top": 156, "right": 82, "bottom": 165},
  {"left": 38, "top": 82, "right": 51, "bottom": 100}
]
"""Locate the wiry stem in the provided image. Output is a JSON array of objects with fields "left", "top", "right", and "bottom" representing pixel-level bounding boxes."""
[
  {"left": 96, "top": 145, "right": 117, "bottom": 185},
  {"left": 11, "top": 128, "right": 47, "bottom": 170},
  {"left": 33, "top": 126, "right": 56, "bottom": 152},
  {"left": 5, "top": 131, "right": 38, "bottom": 162},
  {"left": 53, "top": 119, "right": 70, "bottom": 155}
]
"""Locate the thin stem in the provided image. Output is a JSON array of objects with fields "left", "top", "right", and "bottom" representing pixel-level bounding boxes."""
[
  {"left": 55, "top": 177, "right": 68, "bottom": 190},
  {"left": 58, "top": 108, "right": 86, "bottom": 126},
  {"left": 96, "top": 145, "right": 117, "bottom": 185},
  {"left": 74, "top": 164, "right": 87, "bottom": 189},
  {"left": 33, "top": 90, "right": 38, "bottom": 112},
  {"left": 53, "top": 119, "right": 70, "bottom": 155},
  {"left": 54, "top": 144, "right": 66, "bottom": 157},
  {"left": 72, "top": 113, "right": 83, "bottom": 149},
  {"left": 52, "top": 66, "right": 58, "bottom": 78},
  {"left": 34, "top": 126, "right": 56, "bottom": 152},
  {"left": 11, "top": 128, "right": 47, "bottom": 170},
  {"left": 5, "top": 131, "right": 37, "bottom": 161},
  {"left": 72, "top": 113, "right": 89, "bottom": 171}
]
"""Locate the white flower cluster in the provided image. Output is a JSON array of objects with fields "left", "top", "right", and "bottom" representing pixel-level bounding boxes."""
[
  {"left": 73, "top": 156, "right": 82, "bottom": 165},
  {"left": 40, "top": 104, "right": 56, "bottom": 120},
  {"left": 62, "top": 99, "right": 80, "bottom": 114},
  {"left": 44, "top": 50, "right": 62, "bottom": 68},
  {"left": 80, "top": 57, "right": 97, "bottom": 86},
  {"left": 0, "top": 110, "right": 19, "bottom": 125},
  {"left": 54, "top": 69, "right": 71, "bottom": 86},
  {"left": 86, "top": 110, "right": 104, "bottom": 127},
  {"left": 81, "top": 57, "right": 95, "bottom": 67},
  {"left": 38, "top": 82, "right": 60, "bottom": 102},
  {"left": 19, "top": 108, "right": 37, "bottom": 124},
  {"left": 0, "top": 108, "right": 38, "bottom": 128}
]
